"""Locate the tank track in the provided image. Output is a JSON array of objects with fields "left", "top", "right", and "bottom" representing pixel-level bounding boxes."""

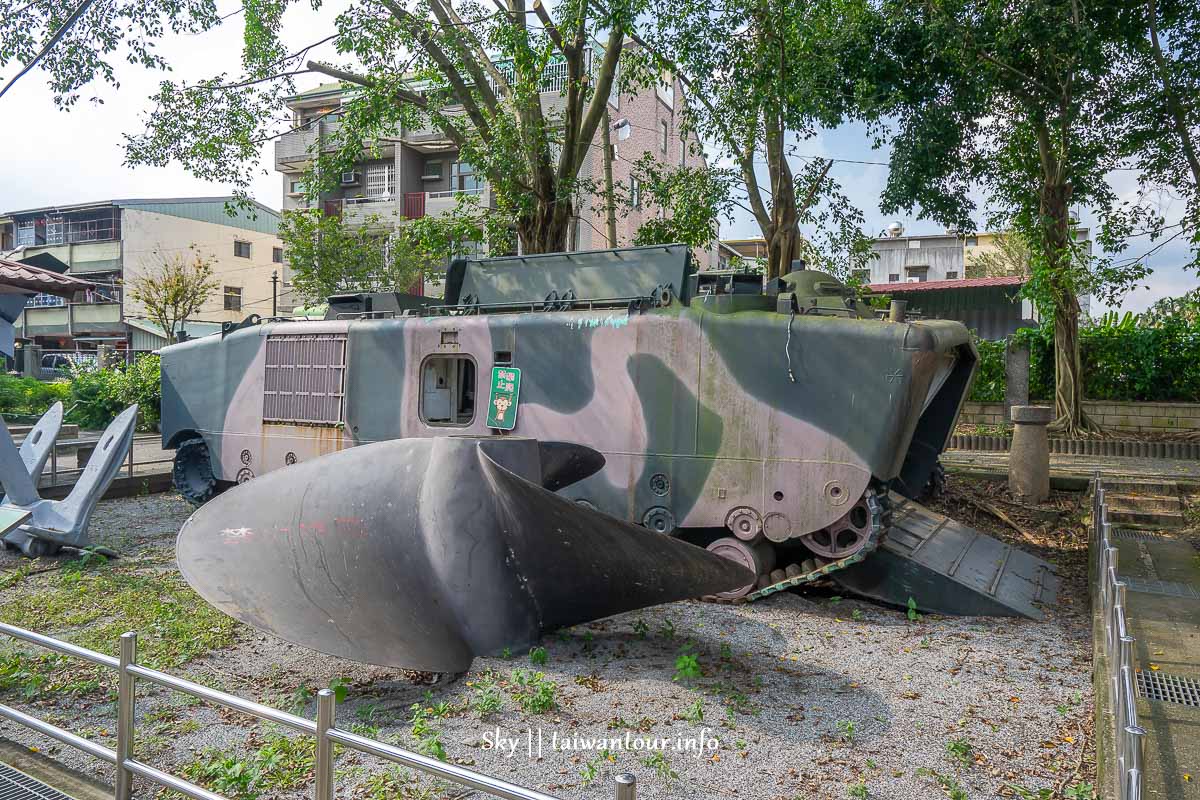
[{"left": 707, "top": 489, "right": 892, "bottom": 604}]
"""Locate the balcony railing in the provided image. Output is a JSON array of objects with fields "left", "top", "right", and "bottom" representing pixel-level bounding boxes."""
[{"left": 323, "top": 188, "right": 487, "bottom": 224}]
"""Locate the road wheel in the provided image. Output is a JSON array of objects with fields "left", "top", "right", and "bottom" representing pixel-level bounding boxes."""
[{"left": 174, "top": 437, "right": 220, "bottom": 506}]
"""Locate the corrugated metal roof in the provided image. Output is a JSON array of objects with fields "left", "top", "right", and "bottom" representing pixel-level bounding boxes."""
[
  {"left": 3, "top": 197, "right": 281, "bottom": 236},
  {"left": 867, "top": 275, "right": 1025, "bottom": 294},
  {"left": 0, "top": 258, "right": 94, "bottom": 296}
]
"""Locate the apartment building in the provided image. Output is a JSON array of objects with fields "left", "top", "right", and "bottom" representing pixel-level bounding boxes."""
[
  {"left": 274, "top": 46, "right": 715, "bottom": 277},
  {"left": 0, "top": 197, "right": 292, "bottom": 351},
  {"left": 862, "top": 222, "right": 1092, "bottom": 339}
]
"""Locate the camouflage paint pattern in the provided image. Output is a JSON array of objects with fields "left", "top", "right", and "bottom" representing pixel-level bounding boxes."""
[{"left": 161, "top": 275, "right": 976, "bottom": 542}]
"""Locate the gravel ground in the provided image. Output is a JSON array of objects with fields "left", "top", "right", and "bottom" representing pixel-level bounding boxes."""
[{"left": 0, "top": 481, "right": 1096, "bottom": 800}]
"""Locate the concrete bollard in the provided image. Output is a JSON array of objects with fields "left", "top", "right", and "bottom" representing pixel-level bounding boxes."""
[
  {"left": 24, "top": 344, "right": 41, "bottom": 378},
  {"left": 1009, "top": 405, "right": 1053, "bottom": 503}
]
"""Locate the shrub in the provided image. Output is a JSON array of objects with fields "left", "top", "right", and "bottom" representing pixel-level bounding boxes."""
[
  {"left": 67, "top": 354, "right": 161, "bottom": 431},
  {"left": 0, "top": 374, "right": 71, "bottom": 417},
  {"left": 968, "top": 318, "right": 1200, "bottom": 404}
]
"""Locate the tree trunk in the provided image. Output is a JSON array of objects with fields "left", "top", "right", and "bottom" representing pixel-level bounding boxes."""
[
  {"left": 517, "top": 201, "right": 573, "bottom": 254},
  {"left": 1040, "top": 182, "right": 1100, "bottom": 436}
]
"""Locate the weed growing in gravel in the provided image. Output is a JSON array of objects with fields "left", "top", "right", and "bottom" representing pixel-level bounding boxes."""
[
  {"left": 836, "top": 720, "right": 856, "bottom": 745},
  {"left": 945, "top": 737, "right": 973, "bottom": 766},
  {"left": 719, "top": 642, "right": 733, "bottom": 660},
  {"left": 673, "top": 652, "right": 702, "bottom": 683},
  {"left": 420, "top": 691, "right": 454, "bottom": 719},
  {"left": 916, "top": 768, "right": 967, "bottom": 800},
  {"left": 510, "top": 669, "right": 558, "bottom": 714},
  {"left": 286, "top": 686, "right": 314, "bottom": 714},
  {"left": 529, "top": 646, "right": 548, "bottom": 665},
  {"left": 470, "top": 671, "right": 504, "bottom": 716},
  {"left": 182, "top": 733, "right": 316, "bottom": 800},
  {"left": 851, "top": 608, "right": 864, "bottom": 621},
  {"left": 681, "top": 698, "right": 704, "bottom": 723},
  {"left": 607, "top": 716, "right": 653, "bottom": 732},
  {"left": 409, "top": 704, "right": 448, "bottom": 760},
  {"left": 906, "top": 597, "right": 922, "bottom": 622},
  {"left": 500, "top": 647, "right": 512, "bottom": 659},
  {"left": 847, "top": 780, "right": 869, "bottom": 799},
  {"left": 329, "top": 677, "right": 350, "bottom": 703},
  {"left": 659, "top": 619, "right": 677, "bottom": 639},
  {"left": 631, "top": 618, "right": 650, "bottom": 639},
  {"left": 640, "top": 751, "right": 678, "bottom": 782},
  {"left": 1005, "top": 782, "right": 1094, "bottom": 800},
  {"left": 358, "top": 766, "right": 445, "bottom": 800}
]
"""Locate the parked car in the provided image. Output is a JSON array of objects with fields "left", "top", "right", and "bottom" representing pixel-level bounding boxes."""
[{"left": 41, "top": 352, "right": 96, "bottom": 374}]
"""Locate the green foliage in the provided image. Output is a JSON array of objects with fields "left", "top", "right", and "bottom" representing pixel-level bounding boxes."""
[
  {"left": 470, "top": 671, "right": 504, "bottom": 716},
  {"left": 639, "top": 751, "right": 679, "bottom": 782},
  {"left": 67, "top": 354, "right": 162, "bottom": 432},
  {"left": 626, "top": 153, "right": 738, "bottom": 250},
  {"left": 681, "top": 698, "right": 704, "bottom": 723},
  {"left": 409, "top": 703, "right": 448, "bottom": 761},
  {"left": 329, "top": 676, "right": 350, "bottom": 704},
  {"left": 510, "top": 669, "right": 558, "bottom": 714},
  {"left": 0, "top": 375, "right": 70, "bottom": 417},
  {"left": 968, "top": 339, "right": 1008, "bottom": 402},
  {"left": 672, "top": 651, "right": 702, "bottom": 683},
  {"left": 528, "top": 646, "right": 548, "bottom": 666},
  {"left": 906, "top": 597, "right": 922, "bottom": 623},
  {"left": 848, "top": 781, "right": 869, "bottom": 799},
  {"left": 182, "top": 733, "right": 316, "bottom": 800},
  {"left": 945, "top": 737, "right": 973, "bottom": 766},
  {"left": 835, "top": 719, "right": 856, "bottom": 744},
  {"left": 970, "top": 318, "right": 1200, "bottom": 403}
]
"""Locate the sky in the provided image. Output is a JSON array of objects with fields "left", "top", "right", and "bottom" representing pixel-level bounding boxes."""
[{"left": 0, "top": 3, "right": 1196, "bottom": 315}]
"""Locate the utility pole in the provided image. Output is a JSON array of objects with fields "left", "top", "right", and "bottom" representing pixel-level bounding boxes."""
[
  {"left": 601, "top": 108, "right": 618, "bottom": 247},
  {"left": 271, "top": 270, "right": 279, "bottom": 317}
]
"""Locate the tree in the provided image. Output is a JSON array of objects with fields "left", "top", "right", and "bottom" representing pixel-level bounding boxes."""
[
  {"left": 866, "top": 0, "right": 1152, "bottom": 435},
  {"left": 630, "top": 0, "right": 874, "bottom": 279},
  {"left": 967, "top": 231, "right": 1033, "bottom": 279},
  {"left": 113, "top": 0, "right": 638, "bottom": 257},
  {"left": 1109, "top": 1, "right": 1200, "bottom": 270},
  {"left": 127, "top": 248, "right": 220, "bottom": 343},
  {"left": 624, "top": 153, "right": 737, "bottom": 250}
]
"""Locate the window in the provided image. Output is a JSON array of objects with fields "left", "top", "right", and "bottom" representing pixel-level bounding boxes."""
[
  {"left": 452, "top": 160, "right": 482, "bottom": 192},
  {"left": 15, "top": 220, "right": 36, "bottom": 247},
  {"left": 679, "top": 135, "right": 687, "bottom": 167},
  {"left": 264, "top": 334, "right": 347, "bottom": 425},
  {"left": 224, "top": 286, "right": 243, "bottom": 310},
  {"left": 289, "top": 179, "right": 305, "bottom": 195},
  {"left": 964, "top": 236, "right": 978, "bottom": 247},
  {"left": 888, "top": 273, "right": 900, "bottom": 282},
  {"left": 658, "top": 119, "right": 668, "bottom": 154},
  {"left": 420, "top": 355, "right": 476, "bottom": 426},
  {"left": 234, "top": 240, "right": 251, "bottom": 259},
  {"left": 945, "top": 270, "right": 959, "bottom": 280},
  {"left": 630, "top": 177, "right": 641, "bottom": 209},
  {"left": 365, "top": 162, "right": 396, "bottom": 199},
  {"left": 905, "top": 266, "right": 928, "bottom": 282},
  {"left": 907, "top": 239, "right": 921, "bottom": 249},
  {"left": 422, "top": 159, "right": 444, "bottom": 180},
  {"left": 273, "top": 247, "right": 284, "bottom": 264}
]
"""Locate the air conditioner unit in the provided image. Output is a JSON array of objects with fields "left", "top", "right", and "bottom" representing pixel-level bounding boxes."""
[
  {"left": 340, "top": 171, "right": 359, "bottom": 185},
  {"left": 906, "top": 277, "right": 921, "bottom": 283}
]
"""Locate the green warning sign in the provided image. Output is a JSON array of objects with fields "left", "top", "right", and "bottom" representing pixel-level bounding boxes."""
[{"left": 486, "top": 366, "right": 522, "bottom": 430}]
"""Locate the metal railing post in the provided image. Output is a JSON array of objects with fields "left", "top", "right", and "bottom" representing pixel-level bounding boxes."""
[
  {"left": 50, "top": 444, "right": 57, "bottom": 488},
  {"left": 613, "top": 773, "right": 636, "bottom": 800},
  {"left": 314, "top": 689, "right": 335, "bottom": 800},
  {"left": 115, "top": 632, "right": 137, "bottom": 800}
]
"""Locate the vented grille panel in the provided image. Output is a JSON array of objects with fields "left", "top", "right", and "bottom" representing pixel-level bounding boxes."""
[
  {"left": 1137, "top": 670, "right": 1200, "bottom": 707},
  {"left": 0, "top": 763, "right": 76, "bottom": 800},
  {"left": 264, "top": 334, "right": 347, "bottom": 426}
]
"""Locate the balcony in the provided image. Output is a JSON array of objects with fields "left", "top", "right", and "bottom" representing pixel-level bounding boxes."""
[
  {"left": 342, "top": 196, "right": 401, "bottom": 227},
  {"left": 274, "top": 119, "right": 347, "bottom": 171},
  {"left": 323, "top": 187, "right": 489, "bottom": 228},
  {"left": 20, "top": 240, "right": 122, "bottom": 275},
  {"left": 17, "top": 302, "right": 123, "bottom": 338}
]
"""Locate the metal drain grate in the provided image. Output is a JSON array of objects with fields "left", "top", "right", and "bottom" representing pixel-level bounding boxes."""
[
  {"left": 1122, "top": 576, "right": 1200, "bottom": 600},
  {"left": 0, "top": 763, "right": 77, "bottom": 800},
  {"left": 1112, "top": 529, "right": 1168, "bottom": 542},
  {"left": 1137, "top": 670, "right": 1200, "bottom": 707}
]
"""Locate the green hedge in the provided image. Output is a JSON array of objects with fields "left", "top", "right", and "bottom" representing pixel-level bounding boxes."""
[
  {"left": 969, "top": 319, "right": 1200, "bottom": 403},
  {"left": 0, "top": 355, "right": 162, "bottom": 432}
]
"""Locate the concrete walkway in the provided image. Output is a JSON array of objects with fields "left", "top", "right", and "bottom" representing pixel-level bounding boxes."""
[
  {"left": 1093, "top": 503, "right": 1200, "bottom": 798},
  {"left": 944, "top": 450, "right": 1200, "bottom": 492}
]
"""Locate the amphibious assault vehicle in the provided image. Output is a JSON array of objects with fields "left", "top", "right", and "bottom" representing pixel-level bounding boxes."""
[{"left": 162, "top": 244, "right": 1057, "bottom": 620}]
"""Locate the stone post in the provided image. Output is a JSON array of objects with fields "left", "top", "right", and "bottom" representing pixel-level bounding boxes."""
[
  {"left": 24, "top": 344, "right": 41, "bottom": 378},
  {"left": 1004, "top": 336, "right": 1030, "bottom": 423},
  {"left": 1009, "top": 405, "right": 1053, "bottom": 502},
  {"left": 97, "top": 344, "right": 114, "bottom": 370}
]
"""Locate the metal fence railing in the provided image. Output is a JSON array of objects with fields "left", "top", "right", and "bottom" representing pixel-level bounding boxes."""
[
  {"left": 0, "top": 622, "right": 638, "bottom": 800},
  {"left": 1093, "top": 474, "right": 1146, "bottom": 800}
]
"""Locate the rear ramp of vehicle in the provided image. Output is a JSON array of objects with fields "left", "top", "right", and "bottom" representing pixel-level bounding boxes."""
[{"left": 830, "top": 492, "right": 1059, "bottom": 619}]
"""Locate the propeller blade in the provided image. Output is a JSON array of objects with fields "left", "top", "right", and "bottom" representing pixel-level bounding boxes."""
[{"left": 178, "top": 437, "right": 752, "bottom": 672}]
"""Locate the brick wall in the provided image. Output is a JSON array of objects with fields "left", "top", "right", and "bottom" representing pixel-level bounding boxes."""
[{"left": 959, "top": 401, "right": 1200, "bottom": 433}]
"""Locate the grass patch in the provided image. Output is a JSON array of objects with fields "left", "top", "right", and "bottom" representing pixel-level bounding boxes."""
[{"left": 0, "top": 562, "right": 239, "bottom": 697}]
